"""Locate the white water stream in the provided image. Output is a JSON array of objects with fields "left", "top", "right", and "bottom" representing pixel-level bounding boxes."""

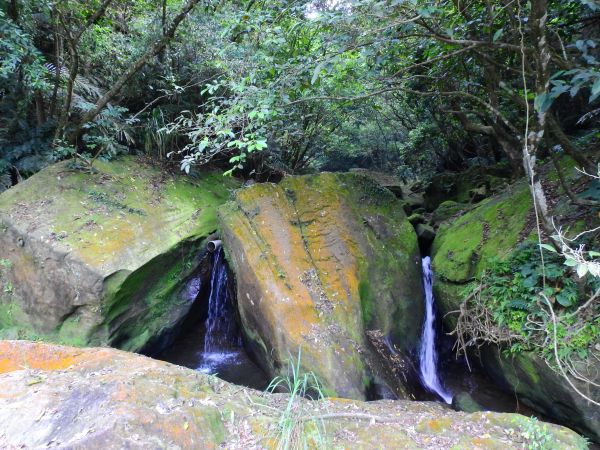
[
  {"left": 198, "top": 248, "right": 240, "bottom": 373},
  {"left": 419, "top": 256, "right": 453, "bottom": 404}
]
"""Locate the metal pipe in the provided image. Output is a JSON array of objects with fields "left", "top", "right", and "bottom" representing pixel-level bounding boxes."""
[{"left": 207, "top": 239, "right": 222, "bottom": 253}]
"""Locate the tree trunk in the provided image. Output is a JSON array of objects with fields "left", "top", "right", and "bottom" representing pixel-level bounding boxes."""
[
  {"left": 525, "top": 0, "right": 559, "bottom": 247},
  {"left": 49, "top": 17, "right": 63, "bottom": 119},
  {"left": 53, "top": 34, "right": 79, "bottom": 145},
  {"left": 551, "top": 155, "right": 599, "bottom": 207},
  {"left": 53, "top": 36, "right": 78, "bottom": 144},
  {"left": 547, "top": 114, "right": 595, "bottom": 173},
  {"left": 7, "top": 0, "right": 19, "bottom": 22},
  {"left": 159, "top": 0, "right": 168, "bottom": 62},
  {"left": 35, "top": 92, "right": 46, "bottom": 126},
  {"left": 52, "top": 0, "right": 115, "bottom": 144}
]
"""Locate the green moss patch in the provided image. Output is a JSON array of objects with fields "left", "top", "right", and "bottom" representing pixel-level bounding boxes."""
[{"left": 432, "top": 181, "right": 532, "bottom": 283}]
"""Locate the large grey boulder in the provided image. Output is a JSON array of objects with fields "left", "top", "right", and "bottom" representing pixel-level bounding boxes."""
[{"left": 0, "top": 157, "right": 238, "bottom": 352}]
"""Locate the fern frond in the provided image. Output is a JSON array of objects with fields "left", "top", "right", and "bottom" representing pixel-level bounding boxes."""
[{"left": 507, "top": 298, "right": 531, "bottom": 311}]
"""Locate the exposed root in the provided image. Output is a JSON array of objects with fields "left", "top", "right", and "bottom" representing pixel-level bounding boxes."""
[{"left": 449, "top": 281, "right": 525, "bottom": 370}]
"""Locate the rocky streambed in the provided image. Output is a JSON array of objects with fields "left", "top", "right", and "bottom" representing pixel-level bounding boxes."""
[{"left": 0, "top": 157, "right": 597, "bottom": 447}]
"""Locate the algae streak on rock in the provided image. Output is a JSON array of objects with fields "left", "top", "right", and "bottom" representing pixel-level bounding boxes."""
[
  {"left": 0, "top": 340, "right": 588, "bottom": 449},
  {"left": 0, "top": 157, "right": 239, "bottom": 352},
  {"left": 218, "top": 172, "right": 424, "bottom": 400}
]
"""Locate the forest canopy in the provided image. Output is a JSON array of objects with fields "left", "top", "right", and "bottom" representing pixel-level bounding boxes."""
[{"left": 0, "top": 0, "right": 597, "bottom": 186}]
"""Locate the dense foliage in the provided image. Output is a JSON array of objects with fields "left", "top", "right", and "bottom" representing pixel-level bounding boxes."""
[
  {"left": 1, "top": 0, "right": 598, "bottom": 182},
  {"left": 473, "top": 242, "right": 599, "bottom": 357}
]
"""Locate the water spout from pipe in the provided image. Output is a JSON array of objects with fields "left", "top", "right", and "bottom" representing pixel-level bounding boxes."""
[{"left": 207, "top": 240, "right": 222, "bottom": 253}]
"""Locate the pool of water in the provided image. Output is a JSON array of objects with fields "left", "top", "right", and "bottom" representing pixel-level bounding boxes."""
[{"left": 156, "top": 322, "right": 270, "bottom": 391}]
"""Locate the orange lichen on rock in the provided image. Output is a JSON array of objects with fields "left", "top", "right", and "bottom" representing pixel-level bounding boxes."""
[
  {"left": 218, "top": 172, "right": 424, "bottom": 399},
  {"left": 0, "top": 341, "right": 587, "bottom": 449},
  {"left": 0, "top": 340, "right": 99, "bottom": 373}
]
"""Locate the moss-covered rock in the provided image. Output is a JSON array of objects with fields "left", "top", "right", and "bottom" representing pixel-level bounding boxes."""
[
  {"left": 452, "top": 391, "right": 484, "bottom": 413},
  {"left": 431, "top": 181, "right": 532, "bottom": 316},
  {"left": 0, "top": 340, "right": 587, "bottom": 449},
  {"left": 480, "top": 346, "right": 600, "bottom": 442},
  {"left": 431, "top": 200, "right": 468, "bottom": 224},
  {"left": 0, "top": 157, "right": 239, "bottom": 351},
  {"left": 424, "top": 165, "right": 511, "bottom": 211},
  {"left": 218, "top": 172, "right": 423, "bottom": 400},
  {"left": 348, "top": 168, "right": 404, "bottom": 197},
  {"left": 430, "top": 168, "right": 600, "bottom": 441}
]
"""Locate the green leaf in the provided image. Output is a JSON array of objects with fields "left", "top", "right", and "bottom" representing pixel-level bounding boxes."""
[
  {"left": 556, "top": 291, "right": 574, "bottom": 307},
  {"left": 576, "top": 264, "right": 588, "bottom": 278},
  {"left": 534, "top": 93, "right": 554, "bottom": 113},
  {"left": 580, "top": 0, "right": 600, "bottom": 12},
  {"left": 522, "top": 276, "right": 538, "bottom": 288},
  {"left": 539, "top": 243, "right": 558, "bottom": 253},
  {"left": 492, "top": 29, "right": 504, "bottom": 42},
  {"left": 590, "top": 77, "right": 600, "bottom": 103},
  {"left": 564, "top": 258, "right": 578, "bottom": 267},
  {"left": 311, "top": 61, "right": 325, "bottom": 85}
]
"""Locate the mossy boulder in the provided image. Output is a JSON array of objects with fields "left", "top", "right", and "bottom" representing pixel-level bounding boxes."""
[
  {"left": 452, "top": 392, "right": 484, "bottom": 413},
  {"left": 424, "top": 165, "right": 511, "bottom": 211},
  {"left": 480, "top": 346, "right": 600, "bottom": 442},
  {"left": 218, "top": 172, "right": 423, "bottom": 400},
  {"left": 0, "top": 340, "right": 588, "bottom": 449},
  {"left": 0, "top": 157, "right": 239, "bottom": 351},
  {"left": 415, "top": 223, "right": 436, "bottom": 245},
  {"left": 431, "top": 200, "right": 468, "bottom": 225},
  {"left": 431, "top": 181, "right": 532, "bottom": 319},
  {"left": 430, "top": 173, "right": 600, "bottom": 441},
  {"left": 349, "top": 168, "right": 404, "bottom": 197}
]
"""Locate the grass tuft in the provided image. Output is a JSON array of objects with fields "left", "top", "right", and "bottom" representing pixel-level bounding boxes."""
[{"left": 266, "top": 350, "right": 327, "bottom": 450}]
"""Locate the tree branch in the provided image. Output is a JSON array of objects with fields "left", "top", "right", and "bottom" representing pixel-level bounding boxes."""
[{"left": 70, "top": 0, "right": 203, "bottom": 147}]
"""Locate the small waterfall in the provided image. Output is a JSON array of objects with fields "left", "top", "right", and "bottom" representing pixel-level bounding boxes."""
[
  {"left": 203, "top": 248, "right": 234, "bottom": 352},
  {"left": 158, "top": 245, "right": 270, "bottom": 389},
  {"left": 419, "top": 256, "right": 453, "bottom": 404},
  {"left": 198, "top": 247, "right": 239, "bottom": 372}
]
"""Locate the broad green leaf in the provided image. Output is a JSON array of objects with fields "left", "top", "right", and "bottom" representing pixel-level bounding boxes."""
[
  {"left": 534, "top": 93, "right": 554, "bottom": 113},
  {"left": 576, "top": 264, "right": 588, "bottom": 278},
  {"left": 539, "top": 243, "right": 558, "bottom": 253},
  {"left": 492, "top": 29, "right": 504, "bottom": 42},
  {"left": 590, "top": 77, "right": 600, "bottom": 103},
  {"left": 311, "top": 61, "right": 325, "bottom": 85}
]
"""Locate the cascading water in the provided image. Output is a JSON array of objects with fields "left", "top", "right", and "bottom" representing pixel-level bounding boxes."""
[
  {"left": 203, "top": 248, "right": 235, "bottom": 352},
  {"left": 158, "top": 245, "right": 269, "bottom": 390},
  {"left": 198, "top": 247, "right": 240, "bottom": 372},
  {"left": 419, "top": 256, "right": 453, "bottom": 404}
]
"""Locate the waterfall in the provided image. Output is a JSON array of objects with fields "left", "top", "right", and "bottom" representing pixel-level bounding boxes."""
[
  {"left": 159, "top": 246, "right": 269, "bottom": 389},
  {"left": 198, "top": 248, "right": 238, "bottom": 372},
  {"left": 203, "top": 248, "right": 234, "bottom": 352},
  {"left": 419, "top": 256, "right": 453, "bottom": 404}
]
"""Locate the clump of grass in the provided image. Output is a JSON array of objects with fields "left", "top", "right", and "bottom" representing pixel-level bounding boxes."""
[{"left": 266, "top": 350, "right": 326, "bottom": 450}]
